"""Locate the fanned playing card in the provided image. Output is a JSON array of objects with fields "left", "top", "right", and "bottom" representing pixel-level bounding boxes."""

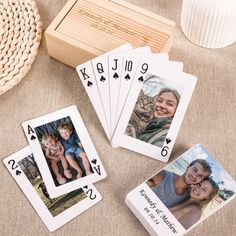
[
  {"left": 91, "top": 44, "right": 133, "bottom": 133},
  {"left": 114, "top": 53, "right": 171, "bottom": 137},
  {"left": 76, "top": 44, "right": 132, "bottom": 139},
  {"left": 3, "top": 146, "right": 102, "bottom": 232},
  {"left": 112, "top": 56, "right": 190, "bottom": 161},
  {"left": 108, "top": 46, "right": 151, "bottom": 137}
]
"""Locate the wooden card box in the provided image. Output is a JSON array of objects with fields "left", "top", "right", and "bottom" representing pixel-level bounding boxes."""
[{"left": 45, "top": 0, "right": 175, "bottom": 68}]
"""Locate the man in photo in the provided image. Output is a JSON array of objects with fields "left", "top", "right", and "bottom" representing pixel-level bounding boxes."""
[{"left": 147, "top": 159, "right": 212, "bottom": 207}]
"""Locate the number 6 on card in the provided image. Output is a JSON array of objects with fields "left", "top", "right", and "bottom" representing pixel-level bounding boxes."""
[{"left": 112, "top": 57, "right": 197, "bottom": 162}]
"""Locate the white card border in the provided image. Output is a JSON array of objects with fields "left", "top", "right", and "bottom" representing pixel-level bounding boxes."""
[
  {"left": 112, "top": 58, "right": 197, "bottom": 162},
  {"left": 3, "top": 146, "right": 102, "bottom": 232},
  {"left": 91, "top": 44, "right": 133, "bottom": 134},
  {"left": 22, "top": 105, "right": 107, "bottom": 198},
  {"left": 125, "top": 144, "right": 236, "bottom": 235}
]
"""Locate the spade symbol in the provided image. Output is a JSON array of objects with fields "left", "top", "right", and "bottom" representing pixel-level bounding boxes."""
[
  {"left": 113, "top": 72, "right": 119, "bottom": 79},
  {"left": 100, "top": 76, "right": 106, "bottom": 82},
  {"left": 31, "top": 135, "right": 36, "bottom": 141},
  {"left": 91, "top": 159, "right": 97, "bottom": 165},
  {"left": 125, "top": 74, "right": 130, "bottom": 80},
  {"left": 166, "top": 138, "right": 171, "bottom": 144},
  {"left": 83, "top": 185, "right": 88, "bottom": 189},
  {"left": 138, "top": 76, "right": 144, "bottom": 82},
  {"left": 87, "top": 81, "right": 93, "bottom": 87},
  {"left": 16, "top": 170, "right": 21, "bottom": 176}
]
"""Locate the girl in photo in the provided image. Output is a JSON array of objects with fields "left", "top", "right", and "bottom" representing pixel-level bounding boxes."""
[
  {"left": 138, "top": 88, "right": 180, "bottom": 147},
  {"left": 41, "top": 133, "right": 72, "bottom": 185},
  {"left": 169, "top": 178, "right": 219, "bottom": 229}
]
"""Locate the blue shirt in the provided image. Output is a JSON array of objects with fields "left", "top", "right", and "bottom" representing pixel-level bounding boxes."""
[
  {"left": 151, "top": 170, "right": 189, "bottom": 207},
  {"left": 61, "top": 133, "right": 80, "bottom": 151}
]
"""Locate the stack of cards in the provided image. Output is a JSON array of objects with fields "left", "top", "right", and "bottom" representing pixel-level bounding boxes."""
[
  {"left": 76, "top": 43, "right": 197, "bottom": 162},
  {"left": 3, "top": 105, "right": 107, "bottom": 231},
  {"left": 126, "top": 144, "right": 236, "bottom": 236}
]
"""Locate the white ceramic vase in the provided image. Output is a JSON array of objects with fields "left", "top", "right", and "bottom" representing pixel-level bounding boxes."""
[{"left": 181, "top": 0, "right": 236, "bottom": 48}]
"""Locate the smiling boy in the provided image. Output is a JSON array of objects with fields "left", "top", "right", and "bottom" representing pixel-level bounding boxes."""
[
  {"left": 147, "top": 159, "right": 212, "bottom": 207},
  {"left": 58, "top": 122, "right": 93, "bottom": 178}
]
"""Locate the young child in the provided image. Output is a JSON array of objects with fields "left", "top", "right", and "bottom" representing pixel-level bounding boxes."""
[
  {"left": 41, "top": 133, "right": 72, "bottom": 185},
  {"left": 57, "top": 122, "right": 92, "bottom": 179}
]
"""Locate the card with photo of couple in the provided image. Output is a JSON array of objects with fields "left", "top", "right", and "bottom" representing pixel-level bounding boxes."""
[
  {"left": 125, "top": 144, "right": 236, "bottom": 236},
  {"left": 76, "top": 44, "right": 196, "bottom": 161}
]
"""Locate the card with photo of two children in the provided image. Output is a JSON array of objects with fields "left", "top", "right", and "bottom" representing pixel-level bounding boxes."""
[{"left": 3, "top": 105, "right": 107, "bottom": 231}]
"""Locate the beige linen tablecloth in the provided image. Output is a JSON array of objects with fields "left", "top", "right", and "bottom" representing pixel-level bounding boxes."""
[{"left": 0, "top": 0, "right": 235, "bottom": 235}]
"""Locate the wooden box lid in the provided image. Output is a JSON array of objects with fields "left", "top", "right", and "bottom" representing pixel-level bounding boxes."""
[{"left": 46, "top": 0, "right": 175, "bottom": 67}]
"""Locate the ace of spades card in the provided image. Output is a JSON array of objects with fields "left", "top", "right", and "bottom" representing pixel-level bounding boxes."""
[{"left": 22, "top": 105, "right": 107, "bottom": 198}]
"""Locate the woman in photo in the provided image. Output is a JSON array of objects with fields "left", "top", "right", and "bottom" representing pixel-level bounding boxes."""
[
  {"left": 169, "top": 178, "right": 219, "bottom": 229},
  {"left": 137, "top": 88, "right": 180, "bottom": 147}
]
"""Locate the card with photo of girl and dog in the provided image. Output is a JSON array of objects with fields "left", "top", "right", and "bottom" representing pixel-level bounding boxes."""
[
  {"left": 125, "top": 144, "right": 236, "bottom": 236},
  {"left": 112, "top": 56, "right": 196, "bottom": 162},
  {"left": 22, "top": 105, "right": 107, "bottom": 198},
  {"left": 3, "top": 146, "right": 101, "bottom": 232}
]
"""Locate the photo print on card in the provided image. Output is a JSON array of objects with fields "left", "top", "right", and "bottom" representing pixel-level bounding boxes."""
[
  {"left": 3, "top": 146, "right": 102, "bottom": 232},
  {"left": 22, "top": 105, "right": 107, "bottom": 198},
  {"left": 125, "top": 74, "right": 184, "bottom": 148},
  {"left": 18, "top": 153, "right": 87, "bottom": 216},
  {"left": 126, "top": 144, "right": 236, "bottom": 236},
  {"left": 112, "top": 58, "right": 196, "bottom": 162},
  {"left": 34, "top": 116, "right": 94, "bottom": 186}
]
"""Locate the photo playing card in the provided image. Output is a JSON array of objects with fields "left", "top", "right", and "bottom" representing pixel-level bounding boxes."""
[
  {"left": 22, "top": 105, "right": 107, "bottom": 198},
  {"left": 76, "top": 43, "right": 132, "bottom": 139},
  {"left": 125, "top": 144, "right": 236, "bottom": 236},
  {"left": 115, "top": 53, "right": 171, "bottom": 132},
  {"left": 3, "top": 146, "right": 102, "bottom": 232},
  {"left": 112, "top": 57, "right": 196, "bottom": 162},
  {"left": 108, "top": 46, "right": 151, "bottom": 137},
  {"left": 91, "top": 44, "right": 133, "bottom": 133}
]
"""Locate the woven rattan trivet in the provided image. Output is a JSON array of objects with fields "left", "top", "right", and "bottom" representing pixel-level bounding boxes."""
[{"left": 0, "top": 0, "right": 42, "bottom": 95}]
